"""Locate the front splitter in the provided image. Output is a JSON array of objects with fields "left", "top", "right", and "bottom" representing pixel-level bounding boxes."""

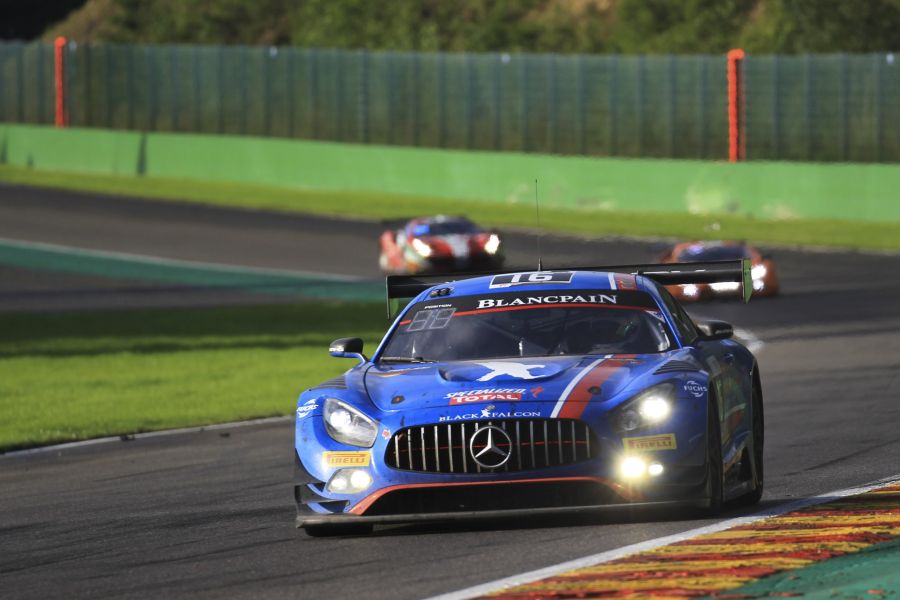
[{"left": 297, "top": 499, "right": 706, "bottom": 528}]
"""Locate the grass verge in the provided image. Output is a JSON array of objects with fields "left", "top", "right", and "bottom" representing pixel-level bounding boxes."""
[
  {"left": 2, "top": 165, "right": 899, "bottom": 251},
  {"left": 0, "top": 302, "right": 386, "bottom": 452}
]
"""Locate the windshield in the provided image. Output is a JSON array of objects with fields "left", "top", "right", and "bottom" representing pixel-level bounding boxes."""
[
  {"left": 677, "top": 245, "right": 750, "bottom": 262},
  {"left": 411, "top": 220, "right": 479, "bottom": 236},
  {"left": 380, "top": 290, "right": 674, "bottom": 363}
]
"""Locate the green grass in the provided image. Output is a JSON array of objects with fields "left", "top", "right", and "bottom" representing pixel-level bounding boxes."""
[
  {"left": 0, "top": 302, "right": 386, "bottom": 452},
  {"left": 2, "top": 164, "right": 899, "bottom": 251}
]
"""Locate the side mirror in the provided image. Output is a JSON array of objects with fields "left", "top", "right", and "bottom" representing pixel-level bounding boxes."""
[
  {"left": 699, "top": 320, "right": 733, "bottom": 340},
  {"left": 329, "top": 337, "right": 367, "bottom": 363}
]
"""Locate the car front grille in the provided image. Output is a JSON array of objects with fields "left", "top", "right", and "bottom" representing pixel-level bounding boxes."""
[{"left": 385, "top": 419, "right": 597, "bottom": 474}]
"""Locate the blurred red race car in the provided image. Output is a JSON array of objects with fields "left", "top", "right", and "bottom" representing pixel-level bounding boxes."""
[
  {"left": 378, "top": 215, "right": 504, "bottom": 274},
  {"left": 659, "top": 241, "right": 780, "bottom": 301}
]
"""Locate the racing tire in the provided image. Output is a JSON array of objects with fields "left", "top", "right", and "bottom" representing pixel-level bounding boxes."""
[
  {"left": 736, "top": 380, "right": 765, "bottom": 506},
  {"left": 303, "top": 523, "right": 374, "bottom": 538},
  {"left": 700, "top": 393, "right": 724, "bottom": 515}
]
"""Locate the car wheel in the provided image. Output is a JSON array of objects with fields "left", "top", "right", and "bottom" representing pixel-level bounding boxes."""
[
  {"left": 701, "top": 393, "right": 724, "bottom": 515},
  {"left": 304, "top": 523, "right": 374, "bottom": 538},
  {"left": 737, "top": 381, "right": 764, "bottom": 506}
]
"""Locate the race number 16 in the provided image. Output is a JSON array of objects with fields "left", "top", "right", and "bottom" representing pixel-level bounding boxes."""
[{"left": 490, "top": 271, "right": 574, "bottom": 288}]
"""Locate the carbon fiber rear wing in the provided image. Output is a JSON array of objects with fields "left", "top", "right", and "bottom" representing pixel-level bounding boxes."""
[{"left": 385, "top": 259, "right": 752, "bottom": 317}]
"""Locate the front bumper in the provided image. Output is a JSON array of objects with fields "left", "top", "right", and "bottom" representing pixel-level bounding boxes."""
[{"left": 295, "top": 398, "right": 710, "bottom": 524}]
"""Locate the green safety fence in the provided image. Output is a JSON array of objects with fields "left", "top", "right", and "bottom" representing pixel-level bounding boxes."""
[{"left": 0, "top": 41, "right": 897, "bottom": 162}]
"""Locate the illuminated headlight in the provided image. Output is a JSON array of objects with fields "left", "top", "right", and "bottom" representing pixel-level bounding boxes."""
[
  {"left": 326, "top": 468, "right": 373, "bottom": 493},
  {"left": 638, "top": 396, "right": 671, "bottom": 423},
  {"left": 682, "top": 284, "right": 699, "bottom": 297},
  {"left": 751, "top": 264, "right": 767, "bottom": 280},
  {"left": 620, "top": 456, "right": 647, "bottom": 479},
  {"left": 616, "top": 383, "right": 675, "bottom": 431},
  {"left": 648, "top": 462, "right": 664, "bottom": 477},
  {"left": 411, "top": 238, "right": 432, "bottom": 257},
  {"left": 710, "top": 281, "right": 740, "bottom": 292},
  {"left": 484, "top": 234, "right": 501, "bottom": 255},
  {"left": 323, "top": 398, "right": 378, "bottom": 447}
]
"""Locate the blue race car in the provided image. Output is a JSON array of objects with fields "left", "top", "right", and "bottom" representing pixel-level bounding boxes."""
[{"left": 294, "top": 261, "right": 764, "bottom": 536}]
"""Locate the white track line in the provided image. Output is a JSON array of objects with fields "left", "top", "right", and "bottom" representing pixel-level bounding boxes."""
[
  {"left": 0, "top": 415, "right": 292, "bottom": 459},
  {"left": 690, "top": 309, "right": 765, "bottom": 355},
  {"left": 733, "top": 326, "right": 764, "bottom": 354},
  {"left": 0, "top": 237, "right": 362, "bottom": 281},
  {"left": 428, "top": 473, "right": 900, "bottom": 600}
]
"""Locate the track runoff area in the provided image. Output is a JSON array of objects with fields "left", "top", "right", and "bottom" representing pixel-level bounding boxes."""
[{"left": 436, "top": 476, "right": 900, "bottom": 599}]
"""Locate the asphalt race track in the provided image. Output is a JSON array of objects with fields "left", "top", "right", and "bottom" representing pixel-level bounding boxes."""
[{"left": 2, "top": 184, "right": 900, "bottom": 599}]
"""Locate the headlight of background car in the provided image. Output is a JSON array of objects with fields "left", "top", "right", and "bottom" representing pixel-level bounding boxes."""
[
  {"left": 751, "top": 264, "right": 767, "bottom": 280},
  {"left": 410, "top": 237, "right": 432, "bottom": 257},
  {"left": 483, "top": 234, "right": 501, "bottom": 255},
  {"left": 323, "top": 398, "right": 378, "bottom": 447},
  {"left": 616, "top": 382, "right": 676, "bottom": 432}
]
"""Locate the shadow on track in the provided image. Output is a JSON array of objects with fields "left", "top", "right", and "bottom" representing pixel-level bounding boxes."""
[{"left": 299, "top": 497, "right": 799, "bottom": 539}]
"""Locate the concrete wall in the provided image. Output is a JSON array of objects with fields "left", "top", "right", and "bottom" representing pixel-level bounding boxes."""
[{"left": 3, "top": 124, "right": 899, "bottom": 222}]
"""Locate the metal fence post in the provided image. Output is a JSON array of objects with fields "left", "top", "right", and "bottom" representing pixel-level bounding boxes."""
[
  {"left": 54, "top": 37, "right": 67, "bottom": 127},
  {"left": 727, "top": 48, "right": 746, "bottom": 162}
]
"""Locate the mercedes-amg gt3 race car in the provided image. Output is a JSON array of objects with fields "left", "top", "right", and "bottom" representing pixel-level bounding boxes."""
[{"left": 294, "top": 261, "right": 764, "bottom": 536}]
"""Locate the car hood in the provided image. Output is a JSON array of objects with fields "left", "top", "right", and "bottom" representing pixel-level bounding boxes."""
[{"left": 363, "top": 354, "right": 674, "bottom": 412}]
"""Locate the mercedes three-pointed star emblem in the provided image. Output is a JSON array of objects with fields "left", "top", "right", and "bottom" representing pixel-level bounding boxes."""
[{"left": 469, "top": 425, "right": 512, "bottom": 469}]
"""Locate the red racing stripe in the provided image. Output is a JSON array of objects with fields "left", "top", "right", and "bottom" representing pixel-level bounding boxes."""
[{"left": 557, "top": 357, "right": 635, "bottom": 420}]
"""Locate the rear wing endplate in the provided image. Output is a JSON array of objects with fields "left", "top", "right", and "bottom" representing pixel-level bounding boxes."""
[{"left": 385, "top": 259, "right": 752, "bottom": 317}]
